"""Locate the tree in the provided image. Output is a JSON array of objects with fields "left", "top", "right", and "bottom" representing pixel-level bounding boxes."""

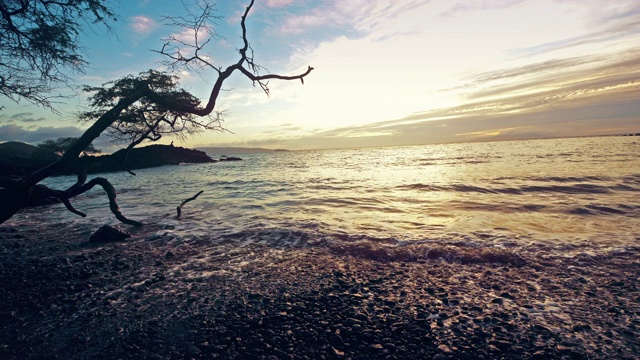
[
  {"left": 0, "top": 0, "right": 313, "bottom": 226},
  {"left": 38, "top": 137, "right": 101, "bottom": 156},
  {"left": 0, "top": 0, "right": 114, "bottom": 110}
]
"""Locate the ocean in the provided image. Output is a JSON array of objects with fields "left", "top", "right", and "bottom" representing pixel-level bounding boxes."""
[{"left": 8, "top": 135, "right": 640, "bottom": 261}]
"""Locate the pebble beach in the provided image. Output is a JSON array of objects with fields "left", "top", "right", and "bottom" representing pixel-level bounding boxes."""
[{"left": 1, "top": 224, "right": 638, "bottom": 359}]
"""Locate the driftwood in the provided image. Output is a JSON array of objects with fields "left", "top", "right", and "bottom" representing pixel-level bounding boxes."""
[
  {"left": 0, "top": 168, "right": 142, "bottom": 226},
  {"left": 176, "top": 190, "right": 204, "bottom": 219}
]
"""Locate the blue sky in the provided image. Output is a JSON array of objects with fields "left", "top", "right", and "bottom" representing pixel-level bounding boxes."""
[{"left": 1, "top": 0, "right": 639, "bottom": 150}]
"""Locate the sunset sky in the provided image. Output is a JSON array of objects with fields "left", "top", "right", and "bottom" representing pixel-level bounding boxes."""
[{"left": 1, "top": 0, "right": 639, "bottom": 150}]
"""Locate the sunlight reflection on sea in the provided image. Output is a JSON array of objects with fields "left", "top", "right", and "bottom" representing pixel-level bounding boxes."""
[{"left": 9, "top": 136, "right": 640, "bottom": 257}]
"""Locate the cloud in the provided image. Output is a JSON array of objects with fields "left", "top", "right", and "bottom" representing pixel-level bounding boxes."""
[
  {"left": 323, "top": 79, "right": 640, "bottom": 141},
  {"left": 291, "top": 99, "right": 640, "bottom": 148},
  {"left": 512, "top": 19, "right": 640, "bottom": 57},
  {"left": 0, "top": 112, "right": 46, "bottom": 123},
  {"left": 129, "top": 15, "right": 159, "bottom": 35},
  {"left": 440, "top": 0, "right": 527, "bottom": 17},
  {"left": 227, "top": 51, "right": 640, "bottom": 149},
  {"left": 208, "top": 0, "right": 640, "bottom": 150},
  {"left": 0, "top": 124, "right": 85, "bottom": 144},
  {"left": 453, "top": 48, "right": 640, "bottom": 106},
  {"left": 266, "top": 0, "right": 294, "bottom": 8},
  {"left": 159, "top": 25, "right": 223, "bottom": 68},
  {"left": 275, "top": 0, "right": 427, "bottom": 36},
  {"left": 169, "top": 27, "right": 200, "bottom": 44}
]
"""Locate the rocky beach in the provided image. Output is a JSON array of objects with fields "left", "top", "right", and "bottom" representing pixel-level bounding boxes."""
[{"left": 1, "top": 223, "right": 638, "bottom": 359}]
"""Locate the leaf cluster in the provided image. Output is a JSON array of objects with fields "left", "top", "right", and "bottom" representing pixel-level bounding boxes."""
[
  {"left": 80, "top": 70, "right": 226, "bottom": 146},
  {"left": 0, "top": 0, "right": 115, "bottom": 110}
]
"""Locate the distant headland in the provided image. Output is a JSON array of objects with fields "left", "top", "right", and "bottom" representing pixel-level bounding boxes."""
[{"left": 0, "top": 142, "right": 225, "bottom": 177}]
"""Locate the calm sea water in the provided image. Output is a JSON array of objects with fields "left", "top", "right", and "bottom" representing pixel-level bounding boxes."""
[{"left": 9, "top": 136, "right": 640, "bottom": 260}]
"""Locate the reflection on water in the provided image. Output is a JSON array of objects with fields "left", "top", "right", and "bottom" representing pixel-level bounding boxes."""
[{"left": 9, "top": 136, "right": 640, "bottom": 254}]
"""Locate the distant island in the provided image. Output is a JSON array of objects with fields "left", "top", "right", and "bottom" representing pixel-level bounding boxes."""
[
  {"left": 0, "top": 142, "right": 222, "bottom": 177},
  {"left": 0, "top": 141, "right": 62, "bottom": 176}
]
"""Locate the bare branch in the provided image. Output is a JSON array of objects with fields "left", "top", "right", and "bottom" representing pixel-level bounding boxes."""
[
  {"left": 176, "top": 190, "right": 204, "bottom": 219},
  {"left": 238, "top": 65, "right": 315, "bottom": 96},
  {"left": 65, "top": 167, "right": 88, "bottom": 194},
  {"left": 60, "top": 197, "right": 87, "bottom": 217},
  {"left": 153, "top": 0, "right": 222, "bottom": 73},
  {"left": 66, "top": 177, "right": 143, "bottom": 226}
]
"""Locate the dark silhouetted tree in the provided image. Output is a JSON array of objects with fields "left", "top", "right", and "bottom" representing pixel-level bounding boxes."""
[
  {"left": 0, "top": 0, "right": 313, "bottom": 226},
  {"left": 0, "top": 0, "right": 114, "bottom": 110}
]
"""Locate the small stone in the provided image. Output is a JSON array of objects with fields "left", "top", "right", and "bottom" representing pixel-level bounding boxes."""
[
  {"left": 384, "top": 343, "right": 397, "bottom": 351},
  {"left": 426, "top": 249, "right": 446, "bottom": 260},
  {"left": 89, "top": 225, "right": 130, "bottom": 243},
  {"left": 559, "top": 340, "right": 579, "bottom": 347},
  {"left": 573, "top": 324, "right": 592, "bottom": 332},
  {"left": 532, "top": 324, "right": 550, "bottom": 332},
  {"left": 331, "top": 334, "right": 346, "bottom": 350},
  {"left": 531, "top": 351, "right": 547, "bottom": 360},
  {"left": 491, "top": 298, "right": 504, "bottom": 305},
  {"left": 499, "top": 292, "right": 514, "bottom": 300},
  {"left": 490, "top": 339, "right": 512, "bottom": 351},
  {"left": 186, "top": 345, "right": 200, "bottom": 357}
]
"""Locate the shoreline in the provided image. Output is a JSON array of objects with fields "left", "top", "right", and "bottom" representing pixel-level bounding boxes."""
[{"left": 1, "top": 225, "right": 638, "bottom": 359}]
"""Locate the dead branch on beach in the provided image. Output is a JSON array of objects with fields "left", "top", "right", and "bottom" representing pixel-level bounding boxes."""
[{"left": 176, "top": 191, "right": 204, "bottom": 219}]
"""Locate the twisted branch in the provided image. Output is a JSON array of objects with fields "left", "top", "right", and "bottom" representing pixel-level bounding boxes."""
[{"left": 176, "top": 190, "right": 204, "bottom": 219}]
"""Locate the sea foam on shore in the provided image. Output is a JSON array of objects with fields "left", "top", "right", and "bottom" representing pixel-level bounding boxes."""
[{"left": 1, "top": 222, "right": 638, "bottom": 359}]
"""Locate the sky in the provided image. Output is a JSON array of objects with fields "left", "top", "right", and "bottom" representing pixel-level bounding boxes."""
[{"left": 1, "top": 0, "right": 639, "bottom": 151}]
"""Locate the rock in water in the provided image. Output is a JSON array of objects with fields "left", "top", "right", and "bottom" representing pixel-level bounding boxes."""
[{"left": 89, "top": 225, "right": 131, "bottom": 243}]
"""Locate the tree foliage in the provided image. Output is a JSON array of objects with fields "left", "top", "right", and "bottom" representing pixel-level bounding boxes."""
[
  {"left": 79, "top": 70, "right": 226, "bottom": 148},
  {"left": 0, "top": 0, "right": 114, "bottom": 110},
  {"left": 38, "top": 137, "right": 101, "bottom": 156}
]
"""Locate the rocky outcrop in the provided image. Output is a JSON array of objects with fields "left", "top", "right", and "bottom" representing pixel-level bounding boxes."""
[
  {"left": 89, "top": 225, "right": 131, "bottom": 243},
  {"left": 219, "top": 155, "right": 243, "bottom": 162},
  {"left": 0, "top": 142, "right": 217, "bottom": 177},
  {"left": 71, "top": 144, "right": 217, "bottom": 174}
]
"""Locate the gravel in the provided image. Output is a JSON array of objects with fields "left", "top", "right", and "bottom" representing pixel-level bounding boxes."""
[{"left": 1, "top": 225, "right": 638, "bottom": 359}]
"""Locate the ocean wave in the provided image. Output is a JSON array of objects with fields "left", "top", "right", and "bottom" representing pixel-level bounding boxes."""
[
  {"left": 145, "top": 224, "right": 638, "bottom": 269},
  {"left": 530, "top": 175, "right": 612, "bottom": 182},
  {"left": 16, "top": 136, "right": 639, "bottom": 259},
  {"left": 329, "top": 241, "right": 528, "bottom": 267},
  {"left": 569, "top": 204, "right": 629, "bottom": 216},
  {"left": 397, "top": 182, "right": 637, "bottom": 195}
]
